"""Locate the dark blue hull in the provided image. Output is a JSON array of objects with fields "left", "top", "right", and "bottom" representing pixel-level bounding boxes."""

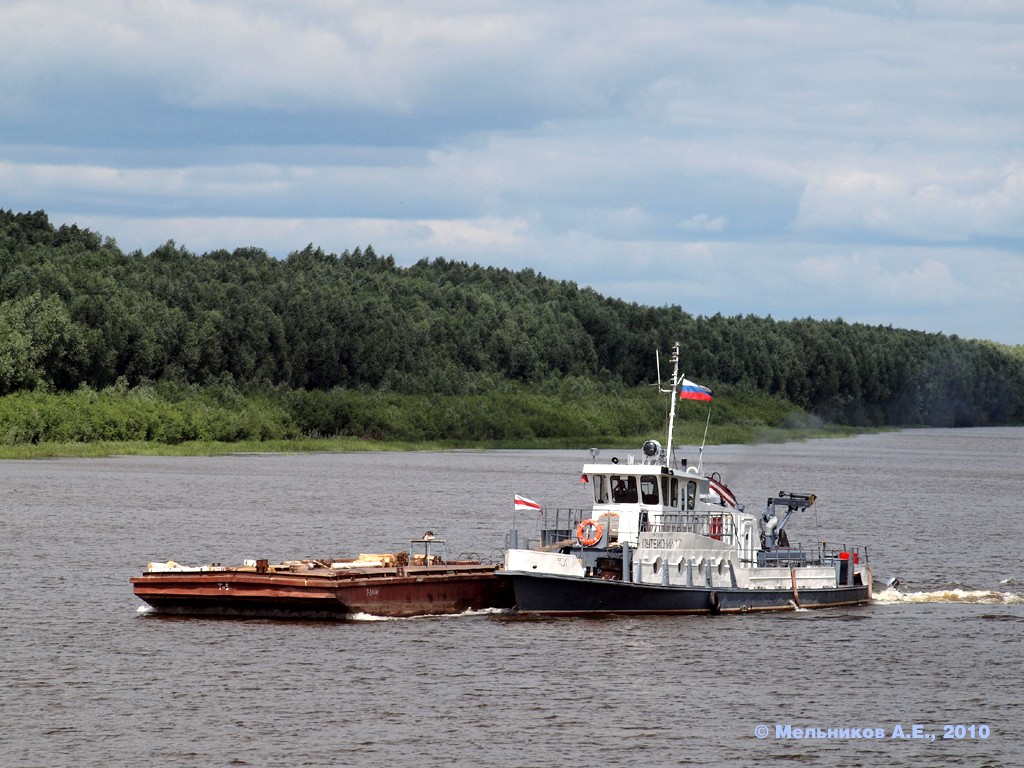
[{"left": 503, "top": 572, "right": 871, "bottom": 615}]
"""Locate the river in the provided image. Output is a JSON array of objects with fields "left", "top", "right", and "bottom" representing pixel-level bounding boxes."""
[{"left": 2, "top": 428, "right": 1022, "bottom": 767}]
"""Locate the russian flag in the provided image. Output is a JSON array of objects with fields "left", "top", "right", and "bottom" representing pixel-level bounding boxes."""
[
  {"left": 514, "top": 494, "right": 542, "bottom": 513},
  {"left": 679, "top": 378, "right": 713, "bottom": 402}
]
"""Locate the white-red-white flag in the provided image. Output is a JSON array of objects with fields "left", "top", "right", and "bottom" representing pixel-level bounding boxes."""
[{"left": 514, "top": 494, "right": 542, "bottom": 513}]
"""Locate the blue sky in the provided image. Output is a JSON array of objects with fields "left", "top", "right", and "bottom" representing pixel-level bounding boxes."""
[{"left": 3, "top": 1, "right": 1022, "bottom": 344}]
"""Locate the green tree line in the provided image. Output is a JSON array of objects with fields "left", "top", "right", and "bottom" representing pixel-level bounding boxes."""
[{"left": 2, "top": 208, "right": 1022, "bottom": 440}]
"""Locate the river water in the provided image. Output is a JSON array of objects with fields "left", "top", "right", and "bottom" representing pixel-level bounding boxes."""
[{"left": 2, "top": 428, "right": 1022, "bottom": 767}]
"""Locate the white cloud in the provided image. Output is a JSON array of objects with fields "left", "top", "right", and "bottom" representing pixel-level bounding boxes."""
[
  {"left": 5, "top": 1, "right": 1024, "bottom": 344},
  {"left": 0, "top": 1, "right": 562, "bottom": 116},
  {"left": 796, "top": 162, "right": 1024, "bottom": 240},
  {"left": 679, "top": 214, "right": 727, "bottom": 233},
  {"left": 797, "top": 250, "right": 959, "bottom": 305}
]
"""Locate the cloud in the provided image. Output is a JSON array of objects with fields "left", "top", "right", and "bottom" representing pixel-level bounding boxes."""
[
  {"left": 797, "top": 250, "right": 959, "bottom": 306},
  {"left": 796, "top": 163, "right": 1024, "bottom": 241},
  {"left": 4, "top": 1, "right": 1024, "bottom": 344},
  {"left": 679, "top": 214, "right": 727, "bottom": 233}
]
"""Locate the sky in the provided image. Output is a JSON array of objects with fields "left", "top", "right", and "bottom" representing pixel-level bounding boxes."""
[{"left": 2, "top": 1, "right": 1023, "bottom": 344}]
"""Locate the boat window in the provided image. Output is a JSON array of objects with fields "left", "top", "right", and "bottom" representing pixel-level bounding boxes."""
[
  {"left": 611, "top": 475, "right": 638, "bottom": 503},
  {"left": 593, "top": 475, "right": 610, "bottom": 504},
  {"left": 640, "top": 475, "right": 659, "bottom": 504},
  {"left": 660, "top": 478, "right": 680, "bottom": 508},
  {"left": 686, "top": 480, "right": 697, "bottom": 511}
]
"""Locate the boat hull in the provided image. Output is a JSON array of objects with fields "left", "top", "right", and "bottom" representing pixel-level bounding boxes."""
[
  {"left": 132, "top": 564, "right": 515, "bottom": 620},
  {"left": 503, "top": 572, "right": 871, "bottom": 615}
]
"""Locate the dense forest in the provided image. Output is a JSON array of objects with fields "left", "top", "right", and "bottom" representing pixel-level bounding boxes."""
[{"left": 1, "top": 209, "right": 1022, "bottom": 446}]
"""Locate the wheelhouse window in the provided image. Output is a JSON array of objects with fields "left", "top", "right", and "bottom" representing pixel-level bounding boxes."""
[
  {"left": 593, "top": 475, "right": 610, "bottom": 504},
  {"left": 686, "top": 480, "right": 697, "bottom": 511},
  {"left": 611, "top": 475, "right": 638, "bottom": 503},
  {"left": 662, "top": 477, "right": 680, "bottom": 508},
  {"left": 640, "top": 475, "right": 659, "bottom": 504}
]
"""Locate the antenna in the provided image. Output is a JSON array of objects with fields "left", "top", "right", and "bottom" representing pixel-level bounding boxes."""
[{"left": 697, "top": 406, "right": 712, "bottom": 473}]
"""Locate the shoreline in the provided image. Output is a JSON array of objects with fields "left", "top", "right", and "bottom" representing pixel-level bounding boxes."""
[{"left": 0, "top": 424, "right": 884, "bottom": 460}]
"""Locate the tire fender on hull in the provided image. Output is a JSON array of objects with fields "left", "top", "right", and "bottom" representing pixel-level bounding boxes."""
[{"left": 708, "top": 590, "right": 721, "bottom": 614}]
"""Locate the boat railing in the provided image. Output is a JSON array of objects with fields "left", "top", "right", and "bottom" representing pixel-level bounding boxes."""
[
  {"left": 758, "top": 542, "right": 869, "bottom": 567},
  {"left": 646, "top": 512, "right": 737, "bottom": 543},
  {"left": 817, "top": 543, "right": 868, "bottom": 565},
  {"left": 510, "top": 507, "right": 591, "bottom": 550}
]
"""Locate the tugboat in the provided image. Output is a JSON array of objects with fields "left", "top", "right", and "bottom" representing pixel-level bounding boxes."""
[{"left": 501, "top": 343, "right": 872, "bottom": 615}]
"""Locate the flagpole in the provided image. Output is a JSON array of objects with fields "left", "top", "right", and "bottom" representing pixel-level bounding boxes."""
[{"left": 697, "top": 404, "right": 712, "bottom": 473}]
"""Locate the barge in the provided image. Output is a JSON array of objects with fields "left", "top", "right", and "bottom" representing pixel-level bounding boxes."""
[{"left": 132, "top": 537, "right": 514, "bottom": 619}]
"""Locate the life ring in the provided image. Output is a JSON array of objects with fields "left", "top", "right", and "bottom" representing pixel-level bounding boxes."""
[{"left": 576, "top": 519, "right": 604, "bottom": 547}]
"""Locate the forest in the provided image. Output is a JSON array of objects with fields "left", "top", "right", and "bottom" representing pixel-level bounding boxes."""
[{"left": 1, "top": 208, "right": 1022, "bottom": 447}]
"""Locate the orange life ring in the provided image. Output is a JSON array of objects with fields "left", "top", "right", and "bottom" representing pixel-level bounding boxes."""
[{"left": 576, "top": 519, "right": 604, "bottom": 547}]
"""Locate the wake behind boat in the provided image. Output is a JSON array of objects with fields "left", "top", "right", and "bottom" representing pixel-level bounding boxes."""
[{"left": 502, "top": 342, "right": 872, "bottom": 615}]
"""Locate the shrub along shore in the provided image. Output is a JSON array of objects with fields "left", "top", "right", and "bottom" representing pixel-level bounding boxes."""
[{"left": 0, "top": 381, "right": 863, "bottom": 459}]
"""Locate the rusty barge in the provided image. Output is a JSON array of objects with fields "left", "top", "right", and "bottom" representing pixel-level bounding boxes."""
[{"left": 132, "top": 537, "right": 514, "bottom": 619}]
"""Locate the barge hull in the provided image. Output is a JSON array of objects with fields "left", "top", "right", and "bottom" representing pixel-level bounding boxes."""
[{"left": 132, "top": 565, "right": 515, "bottom": 620}]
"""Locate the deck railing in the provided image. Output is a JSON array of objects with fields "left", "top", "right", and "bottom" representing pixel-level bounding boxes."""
[
  {"left": 647, "top": 512, "right": 737, "bottom": 543},
  {"left": 508, "top": 507, "right": 591, "bottom": 550}
]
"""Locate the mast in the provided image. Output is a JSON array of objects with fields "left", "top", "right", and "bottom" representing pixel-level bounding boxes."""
[{"left": 663, "top": 341, "right": 681, "bottom": 463}]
